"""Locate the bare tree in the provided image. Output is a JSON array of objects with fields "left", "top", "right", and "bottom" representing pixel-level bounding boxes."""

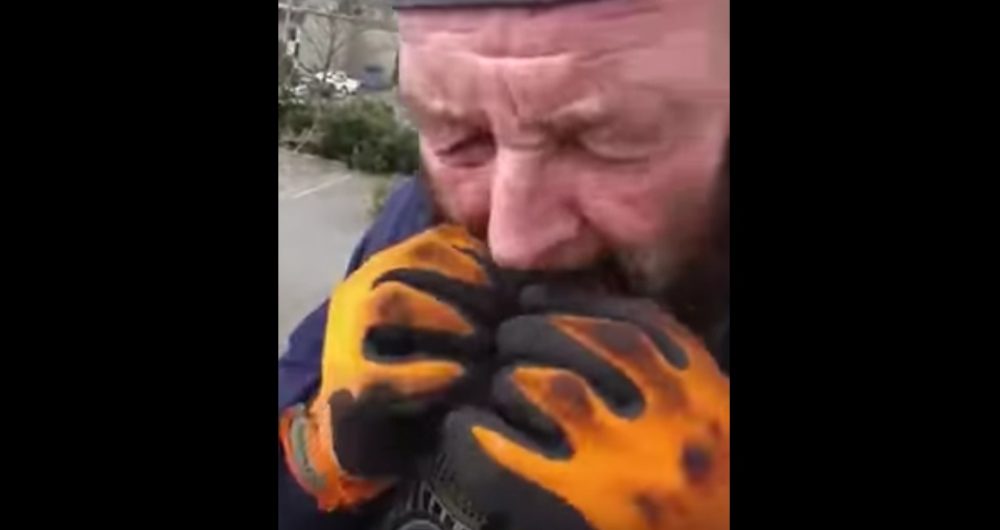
[
  {"left": 288, "top": 5, "right": 352, "bottom": 153},
  {"left": 280, "top": 1, "right": 397, "bottom": 152}
]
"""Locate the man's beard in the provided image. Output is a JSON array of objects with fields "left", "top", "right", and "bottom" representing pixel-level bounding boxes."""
[
  {"left": 418, "top": 162, "right": 730, "bottom": 339},
  {"left": 608, "top": 182, "right": 729, "bottom": 339},
  {"left": 614, "top": 242, "right": 687, "bottom": 299}
]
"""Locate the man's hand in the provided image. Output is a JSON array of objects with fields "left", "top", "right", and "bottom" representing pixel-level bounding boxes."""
[
  {"left": 441, "top": 285, "right": 730, "bottom": 530},
  {"left": 280, "top": 224, "right": 504, "bottom": 511}
]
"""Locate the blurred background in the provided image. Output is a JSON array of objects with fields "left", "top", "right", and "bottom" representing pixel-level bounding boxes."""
[{"left": 278, "top": 0, "right": 416, "bottom": 353}]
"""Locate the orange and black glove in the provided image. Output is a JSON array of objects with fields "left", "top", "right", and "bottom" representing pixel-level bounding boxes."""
[
  {"left": 441, "top": 285, "right": 730, "bottom": 530},
  {"left": 279, "top": 224, "right": 509, "bottom": 512}
]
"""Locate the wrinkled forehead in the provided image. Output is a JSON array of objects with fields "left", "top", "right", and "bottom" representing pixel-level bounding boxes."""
[{"left": 397, "top": 0, "right": 728, "bottom": 78}]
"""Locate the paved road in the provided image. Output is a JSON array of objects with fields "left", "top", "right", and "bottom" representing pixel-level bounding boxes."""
[{"left": 279, "top": 149, "right": 378, "bottom": 354}]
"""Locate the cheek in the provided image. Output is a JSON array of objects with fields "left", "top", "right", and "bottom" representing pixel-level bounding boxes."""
[
  {"left": 421, "top": 142, "right": 492, "bottom": 228},
  {"left": 576, "top": 144, "right": 722, "bottom": 249}
]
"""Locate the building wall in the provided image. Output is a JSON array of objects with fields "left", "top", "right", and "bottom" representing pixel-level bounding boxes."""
[
  {"left": 279, "top": 0, "right": 398, "bottom": 85},
  {"left": 345, "top": 29, "right": 397, "bottom": 85}
]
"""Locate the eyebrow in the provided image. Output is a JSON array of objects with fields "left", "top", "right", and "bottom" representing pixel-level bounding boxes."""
[{"left": 401, "top": 91, "right": 481, "bottom": 124}]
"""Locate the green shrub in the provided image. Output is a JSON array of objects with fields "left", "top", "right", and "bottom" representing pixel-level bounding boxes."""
[
  {"left": 317, "top": 99, "right": 392, "bottom": 160},
  {"left": 285, "top": 106, "right": 314, "bottom": 135},
  {"left": 388, "top": 127, "right": 420, "bottom": 175},
  {"left": 315, "top": 98, "right": 420, "bottom": 174},
  {"left": 346, "top": 126, "right": 418, "bottom": 174},
  {"left": 350, "top": 141, "right": 391, "bottom": 174}
]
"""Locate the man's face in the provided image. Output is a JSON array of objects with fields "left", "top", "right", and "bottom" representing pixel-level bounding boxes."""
[{"left": 398, "top": 0, "right": 729, "bottom": 295}]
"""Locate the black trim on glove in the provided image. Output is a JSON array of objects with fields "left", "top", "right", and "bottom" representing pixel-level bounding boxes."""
[
  {"left": 520, "top": 283, "right": 690, "bottom": 369},
  {"left": 496, "top": 315, "right": 644, "bottom": 418},
  {"left": 441, "top": 407, "right": 596, "bottom": 530}
]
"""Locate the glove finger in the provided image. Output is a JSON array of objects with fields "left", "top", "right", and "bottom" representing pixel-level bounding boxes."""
[
  {"left": 497, "top": 315, "right": 644, "bottom": 418},
  {"left": 419, "top": 224, "right": 489, "bottom": 257},
  {"left": 364, "top": 324, "right": 491, "bottom": 363},
  {"left": 489, "top": 366, "right": 570, "bottom": 457},
  {"left": 441, "top": 407, "right": 595, "bottom": 530},
  {"left": 374, "top": 227, "right": 489, "bottom": 287},
  {"left": 520, "top": 283, "right": 690, "bottom": 370},
  {"left": 496, "top": 365, "right": 612, "bottom": 453},
  {"left": 321, "top": 281, "right": 480, "bottom": 402},
  {"left": 374, "top": 268, "right": 502, "bottom": 325},
  {"left": 549, "top": 315, "right": 696, "bottom": 412},
  {"left": 356, "top": 358, "right": 465, "bottom": 398},
  {"left": 367, "top": 280, "right": 479, "bottom": 336}
]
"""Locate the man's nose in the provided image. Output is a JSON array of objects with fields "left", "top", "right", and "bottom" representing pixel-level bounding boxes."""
[{"left": 487, "top": 148, "right": 582, "bottom": 270}]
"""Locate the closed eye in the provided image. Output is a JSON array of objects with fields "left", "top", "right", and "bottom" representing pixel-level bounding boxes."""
[
  {"left": 435, "top": 132, "right": 496, "bottom": 167},
  {"left": 581, "top": 139, "right": 657, "bottom": 163}
]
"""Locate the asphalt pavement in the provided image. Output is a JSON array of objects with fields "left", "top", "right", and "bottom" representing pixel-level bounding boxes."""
[{"left": 278, "top": 148, "right": 378, "bottom": 354}]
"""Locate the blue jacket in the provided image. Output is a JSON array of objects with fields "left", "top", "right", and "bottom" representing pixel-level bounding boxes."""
[{"left": 278, "top": 177, "right": 434, "bottom": 530}]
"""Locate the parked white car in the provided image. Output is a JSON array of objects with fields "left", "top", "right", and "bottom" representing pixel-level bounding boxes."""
[{"left": 313, "top": 71, "right": 361, "bottom": 96}]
